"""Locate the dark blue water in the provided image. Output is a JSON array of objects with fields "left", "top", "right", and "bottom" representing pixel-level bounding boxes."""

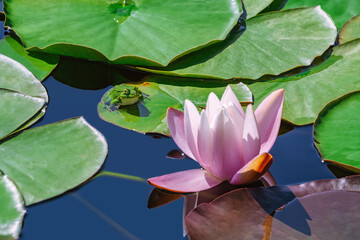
[{"left": 0, "top": 3, "right": 335, "bottom": 239}]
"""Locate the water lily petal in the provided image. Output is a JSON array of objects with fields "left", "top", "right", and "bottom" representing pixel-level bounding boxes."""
[
  {"left": 167, "top": 107, "right": 195, "bottom": 159},
  {"left": 148, "top": 169, "right": 223, "bottom": 193},
  {"left": 242, "top": 105, "right": 261, "bottom": 163},
  {"left": 197, "top": 111, "right": 214, "bottom": 170},
  {"left": 255, "top": 89, "right": 284, "bottom": 153},
  {"left": 211, "top": 108, "right": 243, "bottom": 180},
  {"left": 230, "top": 153, "right": 273, "bottom": 185},
  {"left": 206, "top": 92, "right": 221, "bottom": 123},
  {"left": 184, "top": 100, "right": 201, "bottom": 160},
  {"left": 221, "top": 86, "right": 244, "bottom": 117}
]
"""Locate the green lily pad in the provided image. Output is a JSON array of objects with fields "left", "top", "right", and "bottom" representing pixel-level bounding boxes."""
[
  {"left": 139, "top": 7, "right": 337, "bottom": 80},
  {"left": 0, "top": 89, "right": 45, "bottom": 140},
  {"left": 0, "top": 53, "right": 48, "bottom": 101},
  {"left": 0, "top": 53, "right": 48, "bottom": 138},
  {"left": 314, "top": 91, "right": 360, "bottom": 173},
  {"left": 249, "top": 39, "right": 360, "bottom": 125},
  {"left": 259, "top": 0, "right": 288, "bottom": 14},
  {"left": 0, "top": 173, "right": 25, "bottom": 240},
  {"left": 339, "top": 15, "right": 360, "bottom": 45},
  {"left": 0, "top": 36, "right": 59, "bottom": 81},
  {"left": 98, "top": 75, "right": 252, "bottom": 135},
  {"left": 4, "top": 0, "right": 242, "bottom": 66},
  {"left": 243, "top": 0, "right": 274, "bottom": 19},
  {"left": 284, "top": 0, "right": 360, "bottom": 29},
  {"left": 0, "top": 117, "right": 108, "bottom": 205}
]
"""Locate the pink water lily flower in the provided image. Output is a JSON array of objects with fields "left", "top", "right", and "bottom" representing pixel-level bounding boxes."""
[{"left": 148, "top": 86, "right": 284, "bottom": 193}]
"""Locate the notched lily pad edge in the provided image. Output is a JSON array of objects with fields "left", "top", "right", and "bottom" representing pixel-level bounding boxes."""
[{"left": 4, "top": 5, "right": 244, "bottom": 68}]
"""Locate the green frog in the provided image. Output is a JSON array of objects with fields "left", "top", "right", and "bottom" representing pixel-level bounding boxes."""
[{"left": 104, "top": 84, "right": 143, "bottom": 111}]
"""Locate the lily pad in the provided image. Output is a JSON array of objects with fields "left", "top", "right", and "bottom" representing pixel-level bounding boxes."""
[
  {"left": 339, "top": 15, "right": 360, "bottom": 44},
  {"left": 242, "top": 0, "right": 274, "bottom": 19},
  {"left": 0, "top": 36, "right": 59, "bottom": 81},
  {"left": 138, "top": 7, "right": 337, "bottom": 80},
  {"left": 0, "top": 89, "right": 45, "bottom": 140},
  {"left": 186, "top": 175, "right": 360, "bottom": 240},
  {"left": 0, "top": 53, "right": 48, "bottom": 137},
  {"left": 4, "top": 0, "right": 243, "bottom": 66},
  {"left": 0, "top": 173, "right": 25, "bottom": 240},
  {"left": 249, "top": 39, "right": 360, "bottom": 125},
  {"left": 0, "top": 54, "right": 47, "bottom": 101},
  {"left": 314, "top": 91, "right": 360, "bottom": 173},
  {"left": 0, "top": 117, "right": 108, "bottom": 205},
  {"left": 284, "top": 0, "right": 360, "bottom": 29},
  {"left": 98, "top": 75, "right": 252, "bottom": 135}
]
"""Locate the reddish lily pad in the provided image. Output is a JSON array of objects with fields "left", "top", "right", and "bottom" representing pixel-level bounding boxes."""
[{"left": 185, "top": 175, "right": 360, "bottom": 239}]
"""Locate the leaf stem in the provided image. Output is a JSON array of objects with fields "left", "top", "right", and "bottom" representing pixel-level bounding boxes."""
[{"left": 92, "top": 170, "right": 147, "bottom": 183}]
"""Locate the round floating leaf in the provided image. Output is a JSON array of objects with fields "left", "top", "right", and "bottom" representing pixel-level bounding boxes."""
[
  {"left": 284, "top": 0, "right": 360, "bottom": 29},
  {"left": 0, "top": 174, "right": 25, "bottom": 240},
  {"left": 271, "top": 191, "right": 360, "bottom": 239},
  {"left": 0, "top": 117, "right": 108, "bottom": 205},
  {"left": 314, "top": 91, "right": 360, "bottom": 173},
  {"left": 185, "top": 175, "right": 360, "bottom": 240},
  {"left": 98, "top": 76, "right": 252, "bottom": 135},
  {"left": 249, "top": 39, "right": 360, "bottom": 125},
  {"left": 4, "top": 0, "right": 242, "bottom": 66},
  {"left": 0, "top": 36, "right": 59, "bottom": 81},
  {"left": 0, "top": 54, "right": 47, "bottom": 101},
  {"left": 139, "top": 7, "right": 337, "bottom": 80},
  {"left": 0, "top": 89, "right": 45, "bottom": 140},
  {"left": 242, "top": 0, "right": 274, "bottom": 19},
  {"left": 339, "top": 15, "right": 360, "bottom": 45}
]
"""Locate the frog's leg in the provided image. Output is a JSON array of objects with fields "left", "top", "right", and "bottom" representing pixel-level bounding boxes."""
[
  {"left": 141, "top": 93, "right": 151, "bottom": 101},
  {"left": 106, "top": 99, "right": 121, "bottom": 112}
]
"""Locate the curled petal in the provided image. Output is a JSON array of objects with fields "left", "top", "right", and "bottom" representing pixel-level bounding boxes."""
[
  {"left": 184, "top": 100, "right": 201, "bottom": 160},
  {"left": 167, "top": 108, "right": 195, "bottom": 159},
  {"left": 242, "top": 105, "right": 261, "bottom": 163},
  {"left": 230, "top": 153, "right": 273, "bottom": 185},
  {"left": 221, "top": 86, "right": 244, "bottom": 117},
  {"left": 211, "top": 108, "right": 243, "bottom": 180},
  {"left": 206, "top": 92, "right": 221, "bottom": 123},
  {"left": 255, "top": 89, "right": 284, "bottom": 153},
  {"left": 148, "top": 169, "right": 223, "bottom": 193}
]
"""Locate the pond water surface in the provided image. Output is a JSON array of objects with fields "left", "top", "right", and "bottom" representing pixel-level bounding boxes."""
[{"left": 0, "top": 2, "right": 338, "bottom": 239}]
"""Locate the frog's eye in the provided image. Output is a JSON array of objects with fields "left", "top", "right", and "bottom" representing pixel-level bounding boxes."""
[{"left": 124, "top": 89, "right": 130, "bottom": 94}]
